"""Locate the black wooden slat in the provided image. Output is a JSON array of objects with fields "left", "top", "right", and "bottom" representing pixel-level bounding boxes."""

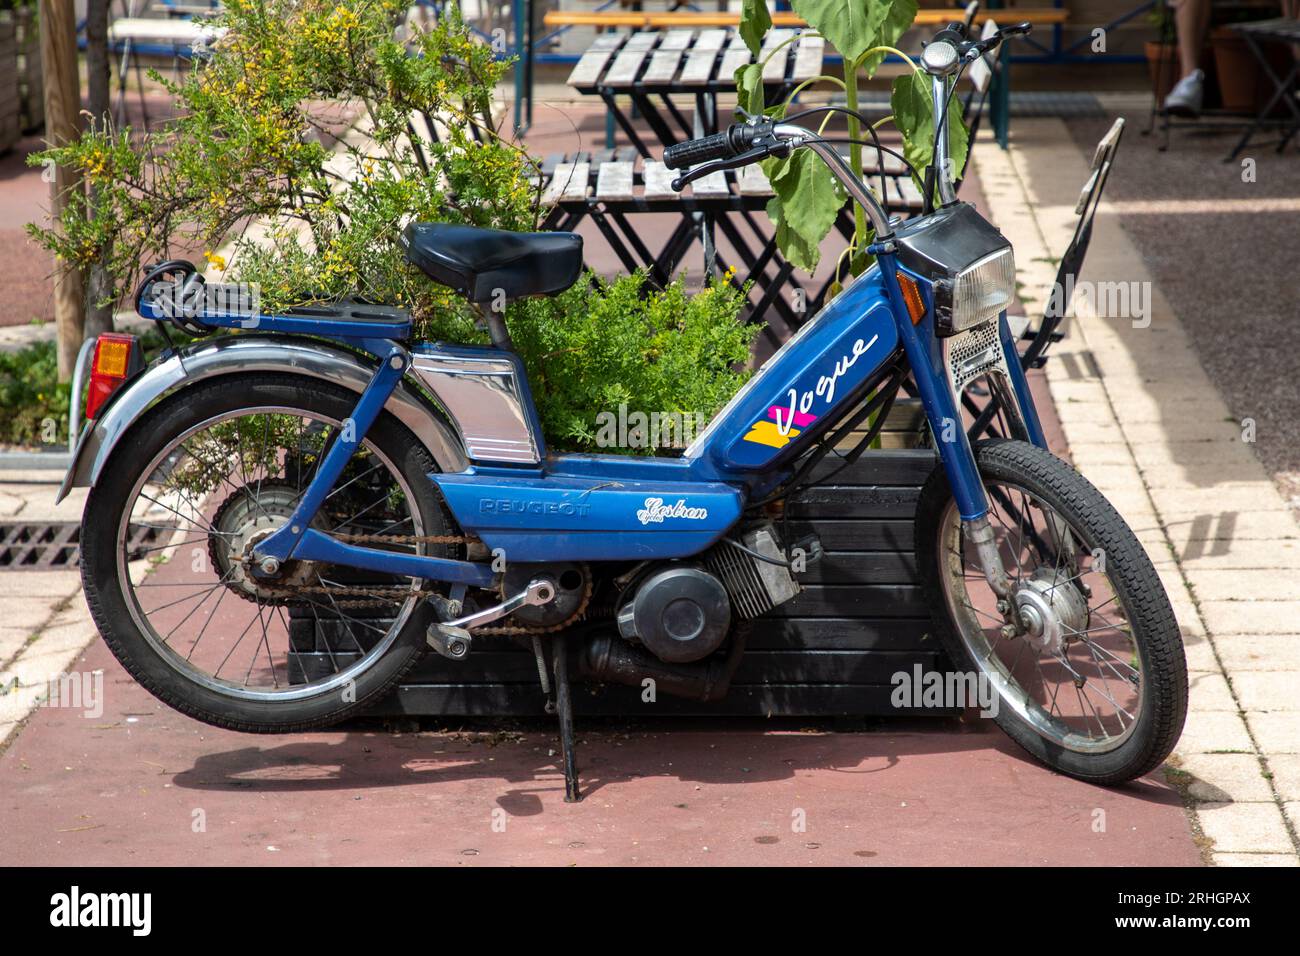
[
  {"left": 774, "top": 584, "right": 924, "bottom": 618},
  {"left": 802, "top": 449, "right": 936, "bottom": 486},
  {"left": 745, "top": 616, "right": 935, "bottom": 650},
  {"left": 786, "top": 485, "right": 919, "bottom": 519},
  {"left": 794, "top": 550, "right": 918, "bottom": 584},
  {"left": 786, "top": 519, "right": 914, "bottom": 551}
]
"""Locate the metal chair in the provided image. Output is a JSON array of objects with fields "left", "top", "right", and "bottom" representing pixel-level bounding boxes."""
[{"left": 966, "top": 116, "right": 1126, "bottom": 442}]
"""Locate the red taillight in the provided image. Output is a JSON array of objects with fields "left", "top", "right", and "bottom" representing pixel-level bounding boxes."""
[{"left": 85, "top": 333, "right": 142, "bottom": 420}]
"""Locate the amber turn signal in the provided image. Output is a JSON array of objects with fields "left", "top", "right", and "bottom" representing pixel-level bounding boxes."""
[{"left": 896, "top": 272, "right": 926, "bottom": 325}]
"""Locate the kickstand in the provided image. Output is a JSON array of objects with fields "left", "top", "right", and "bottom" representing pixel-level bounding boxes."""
[{"left": 552, "top": 634, "right": 581, "bottom": 803}]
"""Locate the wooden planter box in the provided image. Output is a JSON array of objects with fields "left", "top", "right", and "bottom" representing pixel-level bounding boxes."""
[{"left": 288, "top": 401, "right": 954, "bottom": 717}]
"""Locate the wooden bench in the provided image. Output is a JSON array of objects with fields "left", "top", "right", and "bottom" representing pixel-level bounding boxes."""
[
  {"left": 543, "top": 7, "right": 1070, "bottom": 146},
  {"left": 565, "top": 27, "right": 828, "bottom": 154},
  {"left": 532, "top": 148, "right": 923, "bottom": 338},
  {"left": 542, "top": 9, "right": 1070, "bottom": 30}
]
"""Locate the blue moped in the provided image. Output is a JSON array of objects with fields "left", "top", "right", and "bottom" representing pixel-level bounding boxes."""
[{"left": 65, "top": 22, "right": 1185, "bottom": 799}]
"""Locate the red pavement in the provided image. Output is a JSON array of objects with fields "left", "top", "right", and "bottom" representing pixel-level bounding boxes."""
[{"left": 0, "top": 636, "right": 1201, "bottom": 866}]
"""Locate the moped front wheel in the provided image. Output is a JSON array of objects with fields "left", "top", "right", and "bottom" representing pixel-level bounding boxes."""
[
  {"left": 80, "top": 372, "right": 455, "bottom": 732},
  {"left": 916, "top": 439, "right": 1187, "bottom": 784}
]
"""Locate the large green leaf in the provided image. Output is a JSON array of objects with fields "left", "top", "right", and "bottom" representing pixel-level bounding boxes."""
[
  {"left": 890, "top": 70, "right": 969, "bottom": 199},
  {"left": 735, "top": 62, "right": 765, "bottom": 118},
  {"left": 858, "top": 0, "right": 918, "bottom": 76},
  {"left": 739, "top": 0, "right": 772, "bottom": 57},
  {"left": 761, "top": 149, "right": 844, "bottom": 272},
  {"left": 790, "top": 0, "right": 889, "bottom": 63}
]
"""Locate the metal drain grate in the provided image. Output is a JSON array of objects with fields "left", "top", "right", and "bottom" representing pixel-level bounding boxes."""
[{"left": 0, "top": 522, "right": 175, "bottom": 570}]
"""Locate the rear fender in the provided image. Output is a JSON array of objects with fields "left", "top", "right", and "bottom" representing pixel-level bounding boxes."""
[{"left": 57, "top": 335, "right": 469, "bottom": 503}]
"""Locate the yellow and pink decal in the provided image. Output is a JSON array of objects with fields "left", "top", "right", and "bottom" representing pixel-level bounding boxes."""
[{"left": 742, "top": 405, "right": 818, "bottom": 449}]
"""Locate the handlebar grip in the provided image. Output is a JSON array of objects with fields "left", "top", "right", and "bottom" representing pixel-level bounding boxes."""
[
  {"left": 663, "top": 130, "right": 735, "bottom": 170},
  {"left": 663, "top": 124, "right": 761, "bottom": 169}
]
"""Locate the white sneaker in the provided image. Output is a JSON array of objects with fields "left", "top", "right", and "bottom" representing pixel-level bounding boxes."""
[{"left": 1163, "top": 69, "right": 1205, "bottom": 118}]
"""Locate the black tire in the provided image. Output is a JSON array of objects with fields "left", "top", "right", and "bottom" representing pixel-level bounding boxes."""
[
  {"left": 916, "top": 439, "right": 1187, "bottom": 784},
  {"left": 80, "top": 373, "right": 453, "bottom": 733}
]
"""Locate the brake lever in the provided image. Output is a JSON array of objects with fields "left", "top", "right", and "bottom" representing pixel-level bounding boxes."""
[
  {"left": 669, "top": 145, "right": 780, "bottom": 192},
  {"left": 966, "top": 21, "right": 1032, "bottom": 60}
]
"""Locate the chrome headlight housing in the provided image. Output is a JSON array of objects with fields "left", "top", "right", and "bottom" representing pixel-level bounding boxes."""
[
  {"left": 893, "top": 203, "right": 1017, "bottom": 337},
  {"left": 932, "top": 246, "right": 1016, "bottom": 336}
]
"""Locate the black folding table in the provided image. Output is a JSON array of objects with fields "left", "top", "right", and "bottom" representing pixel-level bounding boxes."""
[{"left": 1226, "top": 18, "right": 1300, "bottom": 161}]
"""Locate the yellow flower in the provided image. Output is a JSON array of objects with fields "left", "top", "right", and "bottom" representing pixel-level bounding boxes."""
[{"left": 203, "top": 250, "right": 227, "bottom": 271}]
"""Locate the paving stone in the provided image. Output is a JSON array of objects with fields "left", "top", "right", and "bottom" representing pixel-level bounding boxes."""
[
  {"left": 1265, "top": 754, "right": 1300, "bottom": 802},
  {"left": 1176, "top": 539, "right": 1300, "bottom": 571},
  {"left": 0, "top": 627, "right": 32, "bottom": 664},
  {"left": 1179, "top": 752, "right": 1274, "bottom": 803},
  {"left": 1188, "top": 671, "right": 1237, "bottom": 712},
  {"left": 1212, "top": 852, "right": 1299, "bottom": 867},
  {"left": 1060, "top": 441, "right": 1136, "bottom": 466},
  {"left": 0, "top": 596, "right": 56, "bottom": 633},
  {"left": 1230, "top": 671, "right": 1300, "bottom": 712},
  {"left": 1200, "top": 601, "right": 1300, "bottom": 636},
  {"left": 0, "top": 570, "right": 81, "bottom": 598},
  {"left": 1130, "top": 437, "right": 1265, "bottom": 472},
  {"left": 1284, "top": 802, "right": 1300, "bottom": 838},
  {"left": 1185, "top": 569, "right": 1300, "bottom": 602},
  {"left": 1195, "top": 801, "right": 1293, "bottom": 853},
  {"left": 1216, "top": 634, "right": 1300, "bottom": 671},
  {"left": 1246, "top": 712, "right": 1300, "bottom": 754},
  {"left": 0, "top": 681, "right": 45, "bottom": 725},
  {"left": 1176, "top": 709, "right": 1255, "bottom": 754},
  {"left": 1181, "top": 631, "right": 1220, "bottom": 672}
]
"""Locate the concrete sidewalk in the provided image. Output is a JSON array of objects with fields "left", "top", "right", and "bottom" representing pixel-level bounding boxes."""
[{"left": 976, "top": 117, "right": 1300, "bottom": 866}]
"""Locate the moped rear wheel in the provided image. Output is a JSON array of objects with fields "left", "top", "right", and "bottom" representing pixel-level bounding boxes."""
[
  {"left": 80, "top": 373, "right": 454, "bottom": 732},
  {"left": 916, "top": 439, "right": 1187, "bottom": 784}
]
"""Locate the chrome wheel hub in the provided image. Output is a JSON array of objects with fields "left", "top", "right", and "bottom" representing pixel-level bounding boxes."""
[
  {"left": 1013, "top": 567, "right": 1088, "bottom": 656},
  {"left": 211, "top": 483, "right": 316, "bottom": 601}
]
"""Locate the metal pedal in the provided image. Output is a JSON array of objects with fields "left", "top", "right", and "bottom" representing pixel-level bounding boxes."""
[
  {"left": 425, "top": 577, "right": 556, "bottom": 658},
  {"left": 427, "top": 624, "right": 473, "bottom": 661}
]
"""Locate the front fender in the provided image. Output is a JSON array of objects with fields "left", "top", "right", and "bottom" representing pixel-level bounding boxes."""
[{"left": 57, "top": 334, "right": 469, "bottom": 503}]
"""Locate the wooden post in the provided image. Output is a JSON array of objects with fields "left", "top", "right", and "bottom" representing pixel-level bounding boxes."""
[
  {"left": 84, "top": 0, "right": 114, "bottom": 343},
  {"left": 39, "top": 0, "right": 85, "bottom": 381}
]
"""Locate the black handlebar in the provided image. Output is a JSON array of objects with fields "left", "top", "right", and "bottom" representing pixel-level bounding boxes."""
[{"left": 663, "top": 124, "right": 762, "bottom": 170}]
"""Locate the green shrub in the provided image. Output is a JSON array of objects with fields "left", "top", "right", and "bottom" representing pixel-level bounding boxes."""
[
  {"left": 508, "top": 273, "right": 758, "bottom": 453},
  {"left": 0, "top": 341, "right": 71, "bottom": 447}
]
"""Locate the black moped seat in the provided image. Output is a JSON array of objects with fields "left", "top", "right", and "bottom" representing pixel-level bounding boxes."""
[{"left": 401, "top": 222, "right": 583, "bottom": 303}]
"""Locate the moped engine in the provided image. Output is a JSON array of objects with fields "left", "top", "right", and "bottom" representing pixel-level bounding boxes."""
[{"left": 615, "top": 523, "right": 801, "bottom": 664}]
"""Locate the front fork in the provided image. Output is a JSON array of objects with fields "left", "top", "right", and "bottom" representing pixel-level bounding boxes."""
[{"left": 878, "top": 249, "right": 1034, "bottom": 600}]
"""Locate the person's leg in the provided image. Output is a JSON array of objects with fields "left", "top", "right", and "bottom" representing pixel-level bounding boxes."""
[
  {"left": 1164, "top": 0, "right": 1212, "bottom": 116},
  {"left": 1174, "top": 0, "right": 1211, "bottom": 76}
]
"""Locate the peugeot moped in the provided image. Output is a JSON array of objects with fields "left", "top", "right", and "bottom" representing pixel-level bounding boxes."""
[{"left": 63, "top": 22, "right": 1186, "bottom": 800}]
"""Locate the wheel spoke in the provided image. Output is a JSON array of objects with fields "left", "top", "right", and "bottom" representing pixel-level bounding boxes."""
[{"left": 115, "top": 403, "right": 429, "bottom": 704}]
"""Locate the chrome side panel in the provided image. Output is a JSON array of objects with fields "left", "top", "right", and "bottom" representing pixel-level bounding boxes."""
[
  {"left": 57, "top": 336, "right": 469, "bottom": 503},
  {"left": 410, "top": 348, "right": 541, "bottom": 464}
]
